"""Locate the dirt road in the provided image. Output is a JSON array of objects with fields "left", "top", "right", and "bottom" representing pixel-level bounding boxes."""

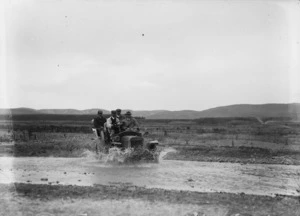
[{"left": 0, "top": 155, "right": 299, "bottom": 197}]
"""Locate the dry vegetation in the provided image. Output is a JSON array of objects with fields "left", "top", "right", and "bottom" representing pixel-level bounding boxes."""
[{"left": 0, "top": 117, "right": 300, "bottom": 165}]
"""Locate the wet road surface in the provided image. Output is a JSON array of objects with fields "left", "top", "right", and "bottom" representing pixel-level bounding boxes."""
[{"left": 0, "top": 155, "right": 299, "bottom": 197}]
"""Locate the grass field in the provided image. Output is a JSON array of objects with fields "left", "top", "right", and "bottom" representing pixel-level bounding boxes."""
[{"left": 0, "top": 116, "right": 299, "bottom": 164}]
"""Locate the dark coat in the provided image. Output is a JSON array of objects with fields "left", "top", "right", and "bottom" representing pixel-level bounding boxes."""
[{"left": 93, "top": 116, "right": 106, "bottom": 128}]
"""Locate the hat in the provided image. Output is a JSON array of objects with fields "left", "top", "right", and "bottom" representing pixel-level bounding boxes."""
[
  {"left": 111, "top": 110, "right": 117, "bottom": 114},
  {"left": 125, "top": 111, "right": 132, "bottom": 116},
  {"left": 97, "top": 110, "right": 103, "bottom": 114},
  {"left": 116, "top": 109, "right": 121, "bottom": 112}
]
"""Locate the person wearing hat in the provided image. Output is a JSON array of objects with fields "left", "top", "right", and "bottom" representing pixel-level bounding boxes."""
[
  {"left": 122, "top": 111, "right": 140, "bottom": 132},
  {"left": 106, "top": 110, "right": 121, "bottom": 136},
  {"left": 91, "top": 110, "right": 106, "bottom": 153},
  {"left": 116, "top": 108, "right": 124, "bottom": 122},
  {"left": 92, "top": 110, "right": 106, "bottom": 135}
]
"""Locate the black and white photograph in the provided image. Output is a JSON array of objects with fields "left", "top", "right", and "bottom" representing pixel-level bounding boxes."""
[{"left": 0, "top": 0, "right": 300, "bottom": 215}]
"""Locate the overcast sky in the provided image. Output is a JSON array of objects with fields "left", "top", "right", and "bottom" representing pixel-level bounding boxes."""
[{"left": 0, "top": 0, "right": 299, "bottom": 111}]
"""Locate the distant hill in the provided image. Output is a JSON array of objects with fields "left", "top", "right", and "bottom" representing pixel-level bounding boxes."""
[
  {"left": 36, "top": 109, "right": 166, "bottom": 117},
  {"left": 144, "top": 103, "right": 300, "bottom": 119},
  {"left": 130, "top": 110, "right": 168, "bottom": 118},
  {"left": 142, "top": 110, "right": 200, "bottom": 119},
  {"left": 196, "top": 103, "right": 300, "bottom": 118},
  {"left": 0, "top": 108, "right": 42, "bottom": 115},
  {"left": 0, "top": 103, "right": 299, "bottom": 119},
  {"left": 38, "top": 109, "right": 110, "bottom": 115}
]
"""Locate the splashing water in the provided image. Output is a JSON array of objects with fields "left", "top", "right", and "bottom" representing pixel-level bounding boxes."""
[
  {"left": 105, "top": 147, "right": 159, "bottom": 164},
  {"left": 105, "top": 147, "right": 133, "bottom": 164},
  {"left": 80, "top": 150, "right": 99, "bottom": 159},
  {"left": 79, "top": 147, "right": 160, "bottom": 165}
]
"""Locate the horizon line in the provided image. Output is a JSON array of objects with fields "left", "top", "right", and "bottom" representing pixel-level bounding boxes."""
[{"left": 1, "top": 102, "right": 299, "bottom": 112}]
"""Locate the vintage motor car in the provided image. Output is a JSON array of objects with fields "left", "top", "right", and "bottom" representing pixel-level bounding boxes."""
[{"left": 92, "top": 128, "right": 159, "bottom": 161}]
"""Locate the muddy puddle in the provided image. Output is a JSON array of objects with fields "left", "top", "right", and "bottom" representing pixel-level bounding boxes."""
[{"left": 0, "top": 148, "right": 299, "bottom": 197}]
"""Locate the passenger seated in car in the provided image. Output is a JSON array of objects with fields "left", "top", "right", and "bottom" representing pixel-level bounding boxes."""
[
  {"left": 106, "top": 110, "right": 121, "bottom": 136},
  {"left": 121, "top": 111, "right": 140, "bottom": 132}
]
